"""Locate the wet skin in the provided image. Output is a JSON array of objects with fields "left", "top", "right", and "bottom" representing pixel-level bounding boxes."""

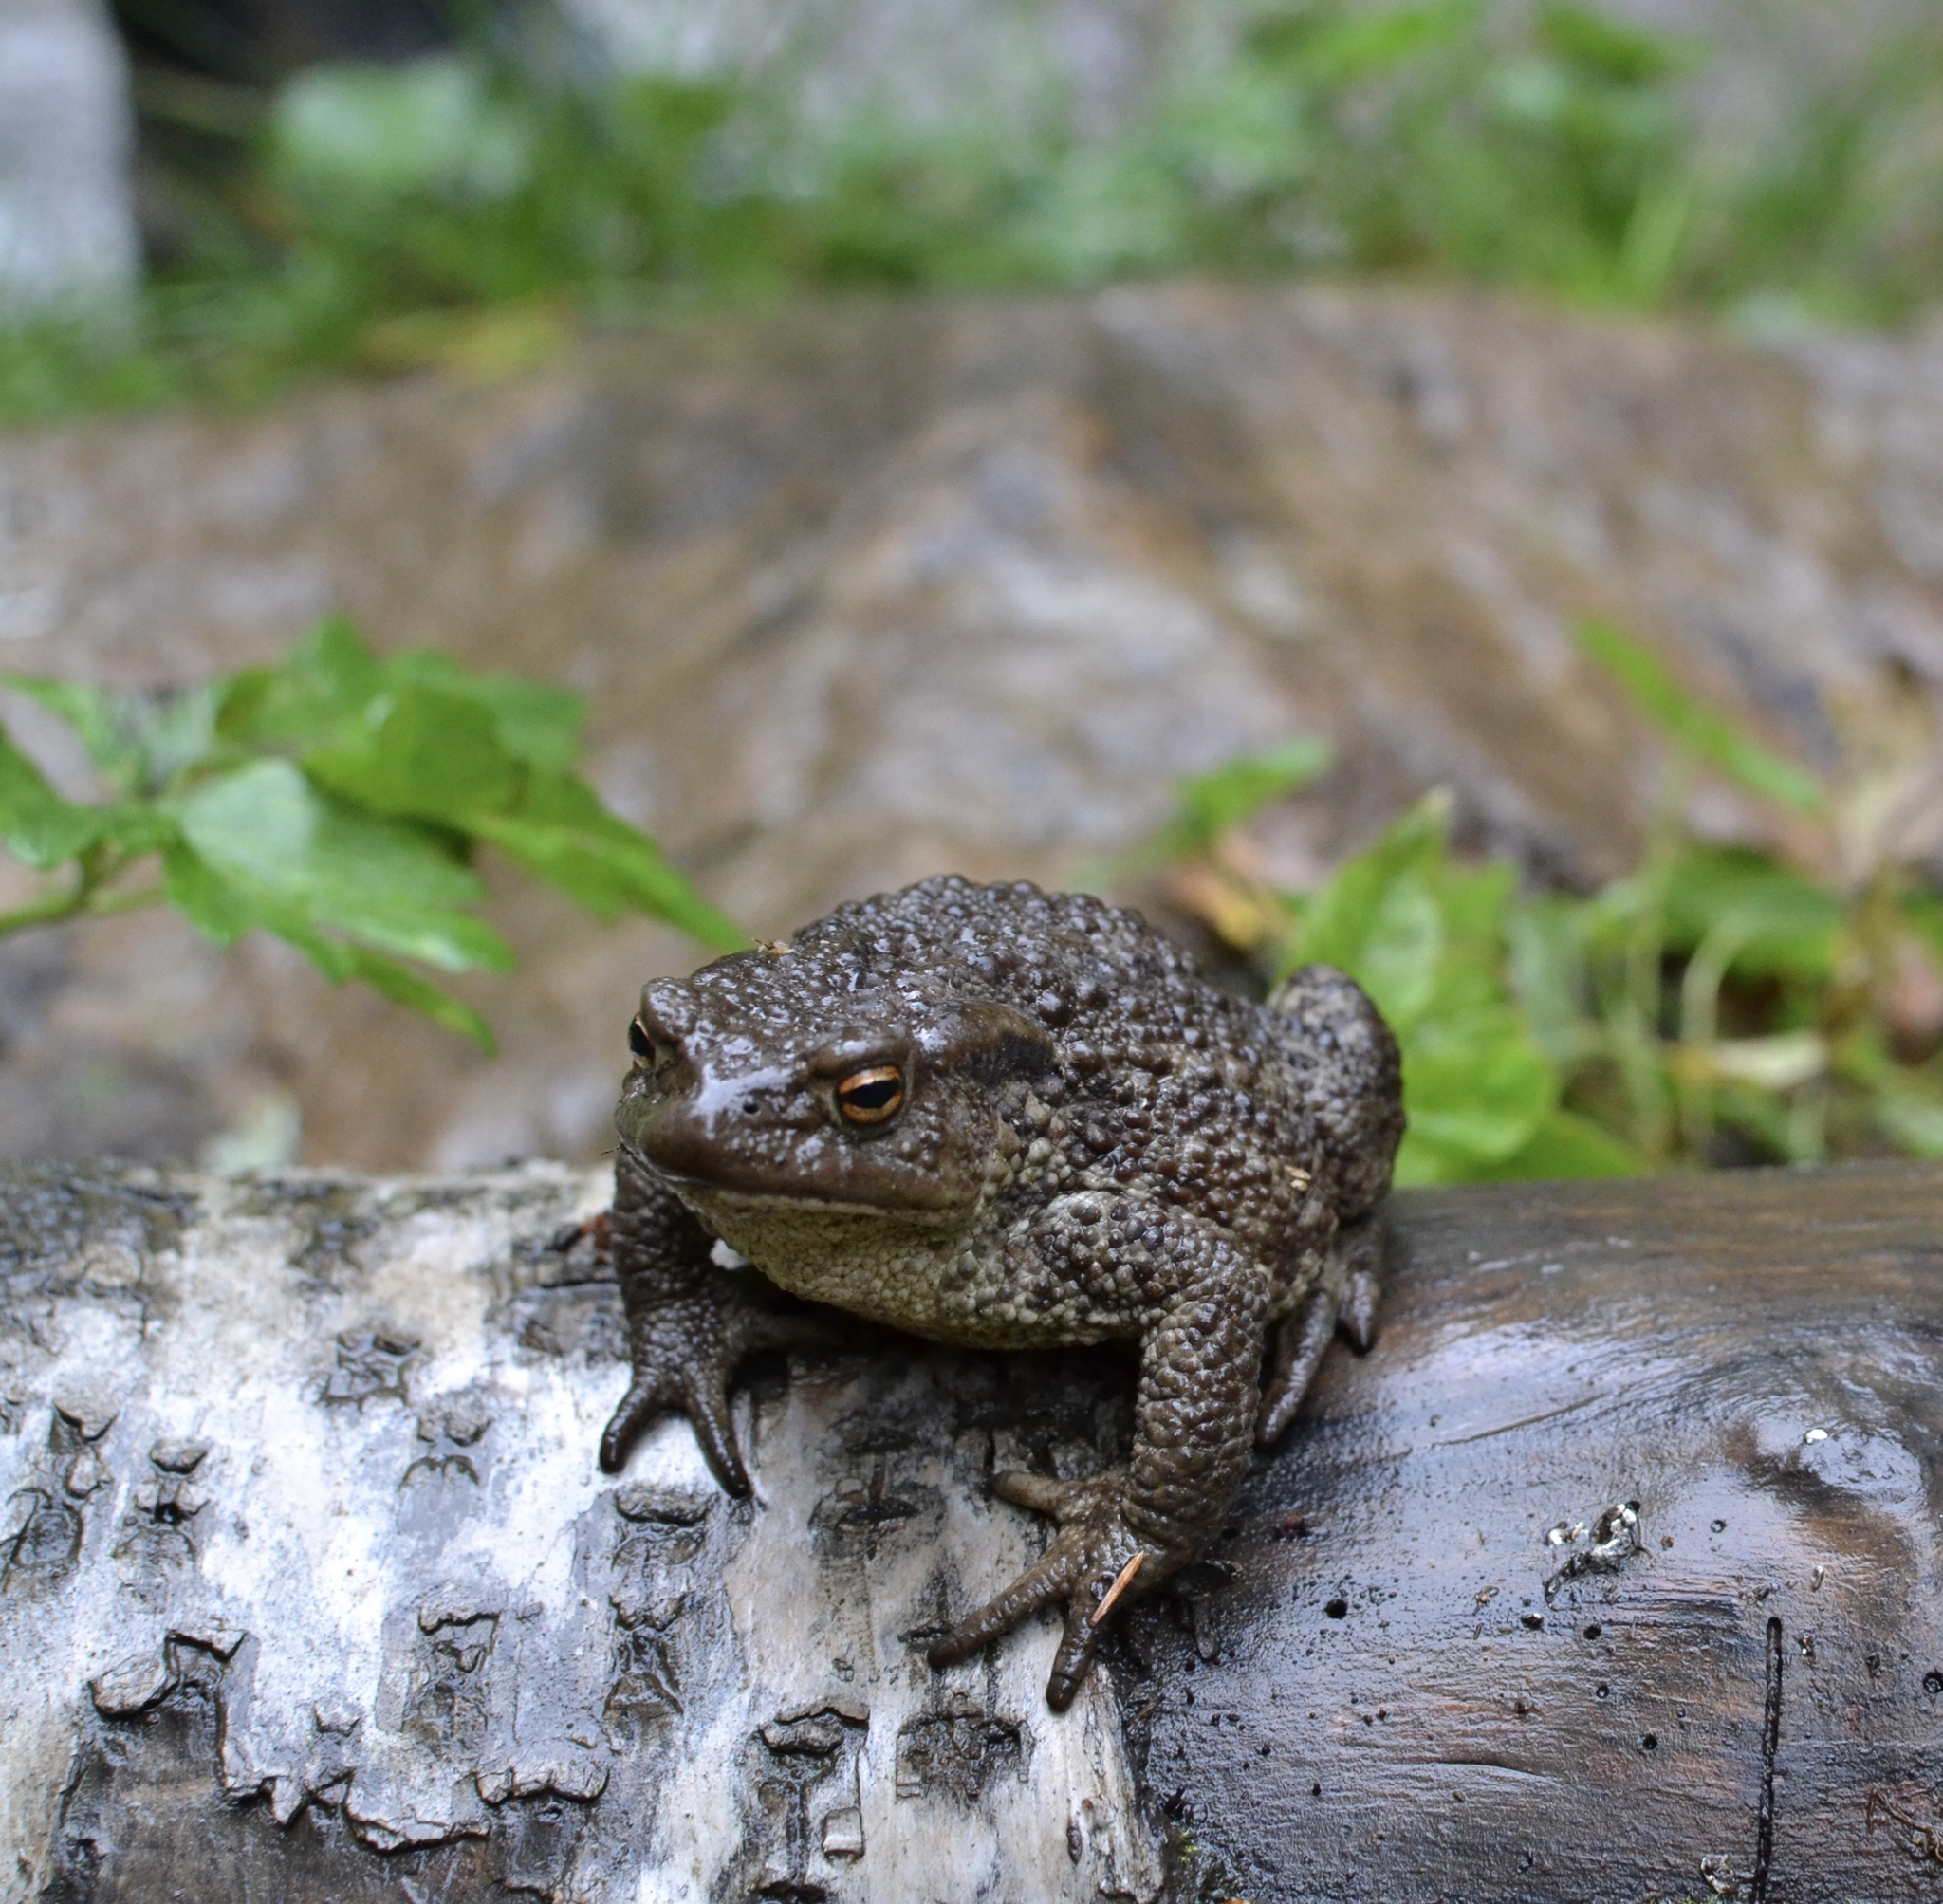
[{"left": 600, "top": 876, "right": 1403, "bottom": 1710}]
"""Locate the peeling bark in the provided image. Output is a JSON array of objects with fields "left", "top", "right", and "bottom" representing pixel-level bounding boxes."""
[{"left": 3, "top": 1159, "right": 1942, "bottom": 1902}]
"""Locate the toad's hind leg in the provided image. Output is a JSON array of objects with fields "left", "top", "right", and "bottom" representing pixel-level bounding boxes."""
[
  {"left": 930, "top": 1221, "right": 1270, "bottom": 1711},
  {"left": 1256, "top": 1211, "right": 1384, "bottom": 1448}
]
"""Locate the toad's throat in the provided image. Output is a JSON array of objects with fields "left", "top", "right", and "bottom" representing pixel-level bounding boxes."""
[{"left": 672, "top": 1181, "right": 981, "bottom": 1327}]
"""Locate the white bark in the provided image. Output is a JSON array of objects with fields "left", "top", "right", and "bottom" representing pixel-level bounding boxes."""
[{"left": 0, "top": 1163, "right": 1160, "bottom": 1902}]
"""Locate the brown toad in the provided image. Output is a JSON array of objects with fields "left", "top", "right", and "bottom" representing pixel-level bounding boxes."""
[{"left": 599, "top": 875, "right": 1402, "bottom": 1709}]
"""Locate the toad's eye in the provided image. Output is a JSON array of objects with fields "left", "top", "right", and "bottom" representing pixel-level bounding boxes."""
[
  {"left": 835, "top": 1064, "right": 905, "bottom": 1126},
  {"left": 628, "top": 1017, "right": 655, "bottom": 1062}
]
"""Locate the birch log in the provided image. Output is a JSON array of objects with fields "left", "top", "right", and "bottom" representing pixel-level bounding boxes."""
[{"left": 3, "top": 1158, "right": 1941, "bottom": 1902}]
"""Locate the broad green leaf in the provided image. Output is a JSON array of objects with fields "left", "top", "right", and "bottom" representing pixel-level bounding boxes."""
[
  {"left": 267, "top": 912, "right": 498, "bottom": 1053},
  {"left": 1661, "top": 847, "right": 1841, "bottom": 978},
  {"left": 165, "top": 808, "right": 497, "bottom": 1050},
  {"left": 1477, "top": 1107, "right": 1643, "bottom": 1179},
  {"left": 2, "top": 677, "right": 135, "bottom": 786},
  {"left": 387, "top": 650, "right": 583, "bottom": 770},
  {"left": 1576, "top": 619, "right": 1825, "bottom": 814},
  {"left": 162, "top": 842, "right": 256, "bottom": 946},
  {"left": 1284, "top": 789, "right": 1451, "bottom": 979},
  {"left": 97, "top": 803, "right": 182, "bottom": 858},
  {"left": 1107, "top": 734, "right": 1333, "bottom": 878},
  {"left": 1508, "top": 896, "right": 1593, "bottom": 1068},
  {"left": 469, "top": 769, "right": 745, "bottom": 951},
  {"left": 168, "top": 758, "right": 514, "bottom": 973},
  {"left": 1397, "top": 1006, "right": 1557, "bottom": 1172},
  {"left": 1172, "top": 737, "right": 1333, "bottom": 850},
  {"left": 337, "top": 947, "right": 496, "bottom": 1053},
  {"left": 1354, "top": 871, "right": 1444, "bottom": 1027},
  {"left": 304, "top": 683, "right": 518, "bottom": 819},
  {"left": 217, "top": 616, "right": 385, "bottom": 750},
  {"left": 3, "top": 676, "right": 218, "bottom": 797},
  {"left": 0, "top": 729, "right": 104, "bottom": 868}
]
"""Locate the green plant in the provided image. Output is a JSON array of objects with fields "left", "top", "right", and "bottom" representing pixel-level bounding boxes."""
[
  {"left": 1536, "top": 620, "right": 1943, "bottom": 1170},
  {"left": 9, "top": 0, "right": 1943, "bottom": 426},
  {"left": 0, "top": 618, "right": 741, "bottom": 1048},
  {"left": 1136, "top": 625, "right": 1943, "bottom": 1182}
]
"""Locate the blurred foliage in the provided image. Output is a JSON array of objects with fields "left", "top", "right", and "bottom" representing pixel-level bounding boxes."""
[
  {"left": 9, "top": 0, "right": 1943, "bottom": 421},
  {"left": 1144, "top": 624, "right": 1943, "bottom": 1183},
  {"left": 0, "top": 619, "right": 742, "bottom": 1048}
]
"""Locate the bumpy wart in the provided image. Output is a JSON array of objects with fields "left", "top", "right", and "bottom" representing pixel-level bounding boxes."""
[{"left": 599, "top": 875, "right": 1403, "bottom": 1710}]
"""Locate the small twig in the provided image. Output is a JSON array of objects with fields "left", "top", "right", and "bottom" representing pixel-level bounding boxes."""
[
  {"left": 83, "top": 882, "right": 166, "bottom": 919},
  {"left": 1091, "top": 1550, "right": 1146, "bottom": 1627},
  {"left": 0, "top": 876, "right": 165, "bottom": 938}
]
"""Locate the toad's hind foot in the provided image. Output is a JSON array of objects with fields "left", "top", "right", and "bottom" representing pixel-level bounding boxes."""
[
  {"left": 1256, "top": 1213, "right": 1384, "bottom": 1447},
  {"left": 927, "top": 1471, "right": 1153, "bottom": 1711}
]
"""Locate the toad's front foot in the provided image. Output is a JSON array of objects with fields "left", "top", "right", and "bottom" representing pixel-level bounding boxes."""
[
  {"left": 601, "top": 1278, "right": 834, "bottom": 1492},
  {"left": 927, "top": 1470, "right": 1162, "bottom": 1711}
]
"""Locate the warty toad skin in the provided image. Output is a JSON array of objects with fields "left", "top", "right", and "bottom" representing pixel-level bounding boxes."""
[{"left": 598, "top": 875, "right": 1404, "bottom": 1710}]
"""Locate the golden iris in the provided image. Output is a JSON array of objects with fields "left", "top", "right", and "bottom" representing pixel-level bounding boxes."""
[{"left": 836, "top": 1064, "right": 905, "bottom": 1125}]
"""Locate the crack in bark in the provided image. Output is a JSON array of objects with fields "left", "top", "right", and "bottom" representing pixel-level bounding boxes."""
[{"left": 1751, "top": 1614, "right": 1783, "bottom": 1902}]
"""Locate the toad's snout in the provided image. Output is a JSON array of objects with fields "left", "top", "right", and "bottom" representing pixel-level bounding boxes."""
[{"left": 616, "top": 1062, "right": 796, "bottom": 1188}]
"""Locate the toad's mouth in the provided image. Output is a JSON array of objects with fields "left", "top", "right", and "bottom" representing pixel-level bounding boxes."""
[
  {"left": 622, "top": 1132, "right": 975, "bottom": 1222},
  {"left": 667, "top": 1176, "right": 971, "bottom": 1229}
]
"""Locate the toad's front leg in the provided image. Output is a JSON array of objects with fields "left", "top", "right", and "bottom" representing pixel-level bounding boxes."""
[
  {"left": 599, "top": 1140, "right": 839, "bottom": 1491},
  {"left": 929, "top": 1220, "right": 1269, "bottom": 1710}
]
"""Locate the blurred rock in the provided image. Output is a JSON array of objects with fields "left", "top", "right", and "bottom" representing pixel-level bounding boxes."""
[
  {"left": 0, "top": 284, "right": 1940, "bottom": 1168},
  {"left": 0, "top": 0, "right": 140, "bottom": 314}
]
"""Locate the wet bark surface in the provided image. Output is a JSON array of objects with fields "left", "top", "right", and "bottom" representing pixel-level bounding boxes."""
[{"left": 3, "top": 1158, "right": 1941, "bottom": 1902}]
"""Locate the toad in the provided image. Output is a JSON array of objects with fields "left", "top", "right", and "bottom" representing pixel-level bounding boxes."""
[{"left": 599, "top": 876, "right": 1402, "bottom": 1709}]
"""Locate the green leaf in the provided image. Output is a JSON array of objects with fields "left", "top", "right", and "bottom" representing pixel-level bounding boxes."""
[
  {"left": 1108, "top": 735, "right": 1334, "bottom": 878},
  {"left": 1660, "top": 846, "right": 1841, "bottom": 978},
  {"left": 0, "top": 728, "right": 105, "bottom": 868},
  {"left": 1395, "top": 1004, "right": 1558, "bottom": 1177},
  {"left": 1507, "top": 894, "right": 1591, "bottom": 1067},
  {"left": 217, "top": 616, "right": 385, "bottom": 751},
  {"left": 304, "top": 683, "right": 519, "bottom": 819},
  {"left": 1284, "top": 789, "right": 1452, "bottom": 981},
  {"left": 164, "top": 796, "right": 499, "bottom": 1050},
  {"left": 468, "top": 769, "right": 745, "bottom": 951},
  {"left": 167, "top": 758, "right": 514, "bottom": 973},
  {"left": 387, "top": 649, "right": 584, "bottom": 770},
  {"left": 97, "top": 803, "right": 182, "bottom": 858},
  {"left": 335, "top": 947, "right": 496, "bottom": 1053},
  {"left": 3, "top": 676, "right": 218, "bottom": 797},
  {"left": 162, "top": 841, "right": 257, "bottom": 946},
  {"left": 1173, "top": 737, "right": 1335, "bottom": 847},
  {"left": 1353, "top": 871, "right": 1445, "bottom": 1027},
  {"left": 1476, "top": 1107, "right": 1644, "bottom": 1179},
  {"left": 1576, "top": 619, "right": 1825, "bottom": 814},
  {"left": 2, "top": 676, "right": 135, "bottom": 786}
]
